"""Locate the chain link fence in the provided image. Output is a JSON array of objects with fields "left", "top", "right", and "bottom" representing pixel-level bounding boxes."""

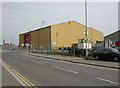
[{"left": 31, "top": 47, "right": 87, "bottom": 57}]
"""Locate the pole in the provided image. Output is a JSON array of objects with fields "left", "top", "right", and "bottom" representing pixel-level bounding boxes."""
[{"left": 85, "top": 0, "right": 88, "bottom": 59}]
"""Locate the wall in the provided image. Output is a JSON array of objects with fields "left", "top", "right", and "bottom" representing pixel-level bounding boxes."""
[
  {"left": 19, "top": 21, "right": 104, "bottom": 49},
  {"left": 38, "top": 26, "right": 51, "bottom": 48},
  {"left": 88, "top": 27, "right": 104, "bottom": 46},
  {"left": 104, "top": 30, "right": 120, "bottom": 48},
  {"left": 31, "top": 30, "right": 39, "bottom": 48},
  {"left": 19, "top": 34, "right": 24, "bottom": 46},
  {"left": 30, "top": 26, "right": 51, "bottom": 48},
  {"left": 105, "top": 30, "right": 120, "bottom": 41},
  {"left": 51, "top": 21, "right": 104, "bottom": 48}
]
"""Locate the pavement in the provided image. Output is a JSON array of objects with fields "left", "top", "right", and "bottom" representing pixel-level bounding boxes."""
[{"left": 27, "top": 52, "right": 120, "bottom": 70}]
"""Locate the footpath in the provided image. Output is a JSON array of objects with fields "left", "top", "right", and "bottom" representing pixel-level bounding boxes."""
[{"left": 27, "top": 52, "right": 120, "bottom": 70}]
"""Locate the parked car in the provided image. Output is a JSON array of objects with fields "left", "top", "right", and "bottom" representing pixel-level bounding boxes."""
[
  {"left": 88, "top": 48, "right": 97, "bottom": 56},
  {"left": 92, "top": 48, "right": 120, "bottom": 62}
]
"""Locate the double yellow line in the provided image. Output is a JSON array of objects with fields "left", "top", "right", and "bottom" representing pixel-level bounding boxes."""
[{"left": 2, "top": 61, "right": 37, "bottom": 88}]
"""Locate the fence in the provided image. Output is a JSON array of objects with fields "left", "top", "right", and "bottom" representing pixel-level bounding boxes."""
[{"left": 31, "top": 47, "right": 87, "bottom": 57}]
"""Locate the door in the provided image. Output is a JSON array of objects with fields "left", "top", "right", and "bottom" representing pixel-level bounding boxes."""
[
  {"left": 24, "top": 34, "right": 31, "bottom": 45},
  {"left": 103, "top": 49, "right": 112, "bottom": 59}
]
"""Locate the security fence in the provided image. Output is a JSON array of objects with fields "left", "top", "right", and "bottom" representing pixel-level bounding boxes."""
[{"left": 31, "top": 47, "right": 87, "bottom": 57}]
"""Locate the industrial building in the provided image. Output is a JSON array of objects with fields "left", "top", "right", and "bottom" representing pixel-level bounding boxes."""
[
  {"left": 19, "top": 21, "right": 104, "bottom": 49},
  {"left": 104, "top": 30, "right": 120, "bottom": 49}
]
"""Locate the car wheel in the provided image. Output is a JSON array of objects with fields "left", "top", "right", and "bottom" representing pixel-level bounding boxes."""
[
  {"left": 113, "top": 57, "right": 119, "bottom": 62},
  {"left": 95, "top": 56, "right": 99, "bottom": 60}
]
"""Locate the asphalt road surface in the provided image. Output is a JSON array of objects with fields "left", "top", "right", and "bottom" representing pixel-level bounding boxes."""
[{"left": 2, "top": 50, "right": 119, "bottom": 87}]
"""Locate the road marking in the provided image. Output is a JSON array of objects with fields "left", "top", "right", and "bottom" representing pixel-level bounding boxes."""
[
  {"left": 32, "top": 60, "right": 43, "bottom": 65},
  {"left": 2, "top": 62, "right": 26, "bottom": 86},
  {"left": 2, "top": 61, "right": 37, "bottom": 88},
  {"left": 24, "top": 54, "right": 52, "bottom": 61},
  {"left": 51, "top": 66, "right": 78, "bottom": 74},
  {"left": 24, "top": 54, "right": 118, "bottom": 71},
  {"left": 97, "top": 77, "right": 119, "bottom": 85},
  {"left": 54, "top": 60, "right": 119, "bottom": 71}
]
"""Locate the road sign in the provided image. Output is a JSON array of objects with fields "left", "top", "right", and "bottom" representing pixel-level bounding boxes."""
[{"left": 84, "top": 31, "right": 88, "bottom": 35}]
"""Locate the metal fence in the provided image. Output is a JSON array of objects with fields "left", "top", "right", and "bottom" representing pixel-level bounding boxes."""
[{"left": 31, "top": 47, "right": 87, "bottom": 57}]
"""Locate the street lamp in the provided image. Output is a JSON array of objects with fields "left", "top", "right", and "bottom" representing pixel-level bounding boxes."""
[{"left": 85, "top": 0, "right": 88, "bottom": 59}]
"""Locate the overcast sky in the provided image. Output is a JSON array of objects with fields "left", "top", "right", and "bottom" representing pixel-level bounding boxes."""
[{"left": 1, "top": 1, "right": 119, "bottom": 44}]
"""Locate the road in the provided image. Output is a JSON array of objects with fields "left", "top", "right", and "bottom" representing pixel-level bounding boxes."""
[{"left": 2, "top": 49, "right": 119, "bottom": 87}]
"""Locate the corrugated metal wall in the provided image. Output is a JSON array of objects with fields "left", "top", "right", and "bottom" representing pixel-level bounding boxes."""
[
  {"left": 19, "top": 26, "right": 51, "bottom": 48},
  {"left": 38, "top": 26, "right": 51, "bottom": 48},
  {"left": 19, "top": 21, "right": 104, "bottom": 49},
  {"left": 51, "top": 21, "right": 104, "bottom": 48}
]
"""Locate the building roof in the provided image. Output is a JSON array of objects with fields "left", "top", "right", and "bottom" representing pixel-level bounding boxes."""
[
  {"left": 105, "top": 30, "right": 120, "bottom": 38},
  {"left": 19, "top": 26, "right": 51, "bottom": 35},
  {"left": 19, "top": 21, "right": 103, "bottom": 35}
]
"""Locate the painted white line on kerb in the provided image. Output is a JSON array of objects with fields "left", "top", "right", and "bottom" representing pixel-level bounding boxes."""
[
  {"left": 97, "top": 77, "right": 119, "bottom": 85},
  {"left": 51, "top": 66, "right": 78, "bottom": 74},
  {"left": 32, "top": 60, "right": 43, "bottom": 65}
]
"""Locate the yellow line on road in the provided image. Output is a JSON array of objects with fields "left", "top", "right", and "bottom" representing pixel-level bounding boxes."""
[
  {"left": 12, "top": 69, "right": 36, "bottom": 87},
  {"left": 4, "top": 62, "right": 11, "bottom": 68},
  {"left": 11, "top": 69, "right": 32, "bottom": 87},
  {"left": 2, "top": 61, "right": 37, "bottom": 88}
]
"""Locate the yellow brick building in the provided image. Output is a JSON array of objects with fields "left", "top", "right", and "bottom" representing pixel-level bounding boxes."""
[{"left": 19, "top": 21, "right": 104, "bottom": 49}]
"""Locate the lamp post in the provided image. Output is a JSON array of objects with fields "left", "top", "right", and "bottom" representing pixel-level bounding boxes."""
[{"left": 85, "top": 0, "right": 88, "bottom": 59}]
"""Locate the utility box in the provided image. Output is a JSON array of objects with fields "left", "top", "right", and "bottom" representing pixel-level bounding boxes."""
[
  {"left": 78, "top": 43, "right": 92, "bottom": 49},
  {"left": 78, "top": 39, "right": 92, "bottom": 49},
  {"left": 71, "top": 43, "right": 78, "bottom": 48}
]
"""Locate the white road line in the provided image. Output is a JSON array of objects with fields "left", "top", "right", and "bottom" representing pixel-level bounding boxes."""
[
  {"left": 24, "top": 54, "right": 53, "bottom": 61},
  {"left": 97, "top": 77, "right": 119, "bottom": 85},
  {"left": 51, "top": 66, "right": 78, "bottom": 74},
  {"left": 24, "top": 54, "right": 118, "bottom": 71},
  {"left": 32, "top": 60, "right": 43, "bottom": 65},
  {"left": 55, "top": 60, "right": 118, "bottom": 71}
]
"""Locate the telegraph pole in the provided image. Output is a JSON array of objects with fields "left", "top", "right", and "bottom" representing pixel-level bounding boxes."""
[{"left": 85, "top": 0, "right": 88, "bottom": 59}]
